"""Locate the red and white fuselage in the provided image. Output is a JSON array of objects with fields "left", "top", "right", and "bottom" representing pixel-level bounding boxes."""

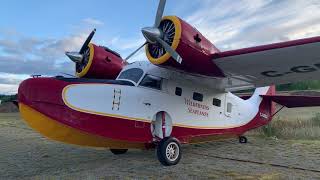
[{"left": 18, "top": 61, "right": 274, "bottom": 149}]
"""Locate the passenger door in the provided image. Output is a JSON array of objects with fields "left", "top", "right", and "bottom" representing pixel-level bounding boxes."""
[{"left": 224, "top": 94, "right": 234, "bottom": 117}]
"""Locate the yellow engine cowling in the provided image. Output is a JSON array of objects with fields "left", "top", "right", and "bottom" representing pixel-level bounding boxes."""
[
  {"left": 145, "top": 16, "right": 224, "bottom": 77},
  {"left": 76, "top": 43, "right": 124, "bottom": 79}
]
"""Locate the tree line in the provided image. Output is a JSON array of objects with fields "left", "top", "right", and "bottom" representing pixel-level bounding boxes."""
[{"left": 0, "top": 94, "right": 18, "bottom": 103}]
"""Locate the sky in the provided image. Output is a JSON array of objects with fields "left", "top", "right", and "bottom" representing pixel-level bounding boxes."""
[{"left": 0, "top": 0, "right": 319, "bottom": 94}]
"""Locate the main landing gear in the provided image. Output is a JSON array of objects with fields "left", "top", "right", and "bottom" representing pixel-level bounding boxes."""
[
  {"left": 239, "top": 136, "right": 248, "bottom": 144},
  {"left": 156, "top": 137, "right": 182, "bottom": 166},
  {"left": 110, "top": 149, "right": 128, "bottom": 155}
]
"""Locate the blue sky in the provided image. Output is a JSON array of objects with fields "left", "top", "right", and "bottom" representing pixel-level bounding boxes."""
[{"left": 0, "top": 0, "right": 319, "bottom": 94}]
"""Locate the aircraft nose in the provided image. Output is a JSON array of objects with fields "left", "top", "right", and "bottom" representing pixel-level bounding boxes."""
[
  {"left": 18, "top": 78, "right": 33, "bottom": 105},
  {"left": 18, "top": 77, "right": 65, "bottom": 107}
]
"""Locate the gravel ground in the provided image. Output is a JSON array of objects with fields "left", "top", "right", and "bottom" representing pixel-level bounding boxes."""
[{"left": 0, "top": 113, "right": 320, "bottom": 180}]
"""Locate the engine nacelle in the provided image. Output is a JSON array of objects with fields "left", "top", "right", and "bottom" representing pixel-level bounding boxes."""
[
  {"left": 145, "top": 16, "right": 224, "bottom": 77},
  {"left": 76, "top": 43, "right": 124, "bottom": 79}
]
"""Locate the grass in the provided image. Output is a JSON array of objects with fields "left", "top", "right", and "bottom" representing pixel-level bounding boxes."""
[
  {"left": 253, "top": 112, "right": 320, "bottom": 140},
  {"left": 311, "top": 113, "right": 320, "bottom": 126}
]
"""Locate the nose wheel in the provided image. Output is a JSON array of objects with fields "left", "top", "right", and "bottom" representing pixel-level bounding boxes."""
[{"left": 156, "top": 137, "right": 182, "bottom": 166}]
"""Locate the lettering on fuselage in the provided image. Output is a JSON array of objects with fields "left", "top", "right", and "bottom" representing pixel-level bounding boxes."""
[
  {"left": 184, "top": 98, "right": 209, "bottom": 117},
  {"left": 261, "top": 63, "right": 320, "bottom": 77}
]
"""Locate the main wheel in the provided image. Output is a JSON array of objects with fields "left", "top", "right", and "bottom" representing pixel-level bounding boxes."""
[
  {"left": 110, "top": 149, "right": 128, "bottom": 155},
  {"left": 156, "top": 137, "right": 181, "bottom": 166},
  {"left": 239, "top": 136, "right": 248, "bottom": 144}
]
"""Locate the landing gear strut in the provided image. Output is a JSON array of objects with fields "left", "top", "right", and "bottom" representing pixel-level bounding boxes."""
[
  {"left": 110, "top": 149, "right": 128, "bottom": 155},
  {"left": 156, "top": 137, "right": 182, "bottom": 166},
  {"left": 239, "top": 136, "right": 248, "bottom": 144}
]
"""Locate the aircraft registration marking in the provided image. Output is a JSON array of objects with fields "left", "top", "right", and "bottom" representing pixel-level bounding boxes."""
[{"left": 261, "top": 63, "right": 320, "bottom": 77}]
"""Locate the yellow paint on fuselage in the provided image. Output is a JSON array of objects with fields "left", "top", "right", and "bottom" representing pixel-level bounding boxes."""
[{"left": 19, "top": 103, "right": 145, "bottom": 149}]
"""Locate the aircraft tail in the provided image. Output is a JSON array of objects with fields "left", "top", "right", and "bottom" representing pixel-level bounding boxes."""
[
  {"left": 247, "top": 85, "right": 276, "bottom": 103},
  {"left": 242, "top": 85, "right": 320, "bottom": 133}
]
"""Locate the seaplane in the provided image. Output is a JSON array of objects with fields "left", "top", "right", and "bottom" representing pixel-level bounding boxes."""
[{"left": 18, "top": 0, "right": 320, "bottom": 166}]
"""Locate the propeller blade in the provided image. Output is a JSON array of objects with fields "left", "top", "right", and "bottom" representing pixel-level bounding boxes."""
[
  {"left": 156, "top": 37, "right": 182, "bottom": 64},
  {"left": 125, "top": 42, "right": 147, "bottom": 61},
  {"left": 79, "top": 28, "right": 96, "bottom": 54},
  {"left": 154, "top": 0, "right": 166, "bottom": 27}
]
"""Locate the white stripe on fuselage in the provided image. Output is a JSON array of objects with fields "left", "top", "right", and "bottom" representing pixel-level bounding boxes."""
[{"left": 62, "top": 84, "right": 270, "bottom": 129}]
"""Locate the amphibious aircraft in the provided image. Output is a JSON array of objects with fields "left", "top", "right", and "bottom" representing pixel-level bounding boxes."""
[{"left": 18, "top": 0, "right": 320, "bottom": 166}]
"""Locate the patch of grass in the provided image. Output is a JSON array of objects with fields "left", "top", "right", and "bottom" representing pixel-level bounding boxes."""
[
  {"left": 262, "top": 123, "right": 278, "bottom": 137},
  {"left": 311, "top": 113, "right": 320, "bottom": 126},
  {"left": 259, "top": 173, "right": 282, "bottom": 180},
  {"left": 254, "top": 113, "right": 320, "bottom": 140}
]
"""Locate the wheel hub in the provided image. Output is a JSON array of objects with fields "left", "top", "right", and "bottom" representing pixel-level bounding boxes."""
[{"left": 166, "top": 142, "right": 179, "bottom": 161}]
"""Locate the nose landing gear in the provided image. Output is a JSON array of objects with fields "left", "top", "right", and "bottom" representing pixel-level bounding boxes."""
[{"left": 156, "top": 137, "right": 182, "bottom": 166}]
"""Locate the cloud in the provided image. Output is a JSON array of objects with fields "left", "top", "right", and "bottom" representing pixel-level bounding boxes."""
[
  {"left": 0, "top": 84, "right": 18, "bottom": 95},
  {"left": 106, "top": 35, "right": 145, "bottom": 51},
  {"left": 0, "top": 29, "right": 90, "bottom": 94},
  {"left": 125, "top": 47, "right": 146, "bottom": 63},
  {"left": 99, "top": 35, "right": 147, "bottom": 62},
  {"left": 82, "top": 18, "right": 104, "bottom": 26},
  {"left": 1, "top": 0, "right": 320, "bottom": 94},
  {"left": 184, "top": 0, "right": 320, "bottom": 50},
  {"left": 0, "top": 30, "right": 93, "bottom": 75},
  {"left": 0, "top": 73, "right": 29, "bottom": 85}
]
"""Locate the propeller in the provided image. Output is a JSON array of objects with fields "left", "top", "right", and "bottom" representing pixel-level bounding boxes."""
[
  {"left": 125, "top": 42, "right": 148, "bottom": 61},
  {"left": 125, "top": 0, "right": 183, "bottom": 64},
  {"left": 65, "top": 28, "right": 96, "bottom": 65}
]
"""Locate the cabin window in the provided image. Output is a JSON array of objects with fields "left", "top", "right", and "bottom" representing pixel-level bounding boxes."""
[
  {"left": 213, "top": 98, "right": 221, "bottom": 107},
  {"left": 139, "top": 75, "right": 162, "bottom": 90},
  {"left": 193, "top": 92, "right": 203, "bottom": 102},
  {"left": 118, "top": 68, "right": 143, "bottom": 83},
  {"left": 175, "top": 87, "right": 182, "bottom": 96},
  {"left": 227, "top": 103, "right": 233, "bottom": 113}
]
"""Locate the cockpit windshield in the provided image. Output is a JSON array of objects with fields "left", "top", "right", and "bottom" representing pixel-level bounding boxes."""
[{"left": 117, "top": 68, "right": 144, "bottom": 83}]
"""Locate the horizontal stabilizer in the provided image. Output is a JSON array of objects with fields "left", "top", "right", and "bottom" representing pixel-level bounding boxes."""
[{"left": 261, "top": 95, "right": 320, "bottom": 108}]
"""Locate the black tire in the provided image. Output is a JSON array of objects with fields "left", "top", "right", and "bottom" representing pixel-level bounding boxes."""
[
  {"left": 239, "top": 136, "right": 248, "bottom": 144},
  {"left": 156, "top": 137, "right": 181, "bottom": 166},
  {"left": 110, "top": 149, "right": 128, "bottom": 155}
]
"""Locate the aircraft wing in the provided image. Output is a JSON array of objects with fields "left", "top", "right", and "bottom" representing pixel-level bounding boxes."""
[{"left": 213, "top": 36, "right": 320, "bottom": 90}]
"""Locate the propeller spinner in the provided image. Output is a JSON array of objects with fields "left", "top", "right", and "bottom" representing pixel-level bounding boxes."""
[{"left": 65, "top": 28, "right": 96, "bottom": 66}]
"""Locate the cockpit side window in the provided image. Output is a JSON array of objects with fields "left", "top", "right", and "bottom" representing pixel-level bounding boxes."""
[
  {"left": 118, "top": 68, "right": 144, "bottom": 83},
  {"left": 139, "top": 74, "right": 162, "bottom": 90}
]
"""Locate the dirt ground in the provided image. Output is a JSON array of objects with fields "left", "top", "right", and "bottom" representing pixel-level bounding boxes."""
[{"left": 0, "top": 113, "right": 320, "bottom": 180}]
